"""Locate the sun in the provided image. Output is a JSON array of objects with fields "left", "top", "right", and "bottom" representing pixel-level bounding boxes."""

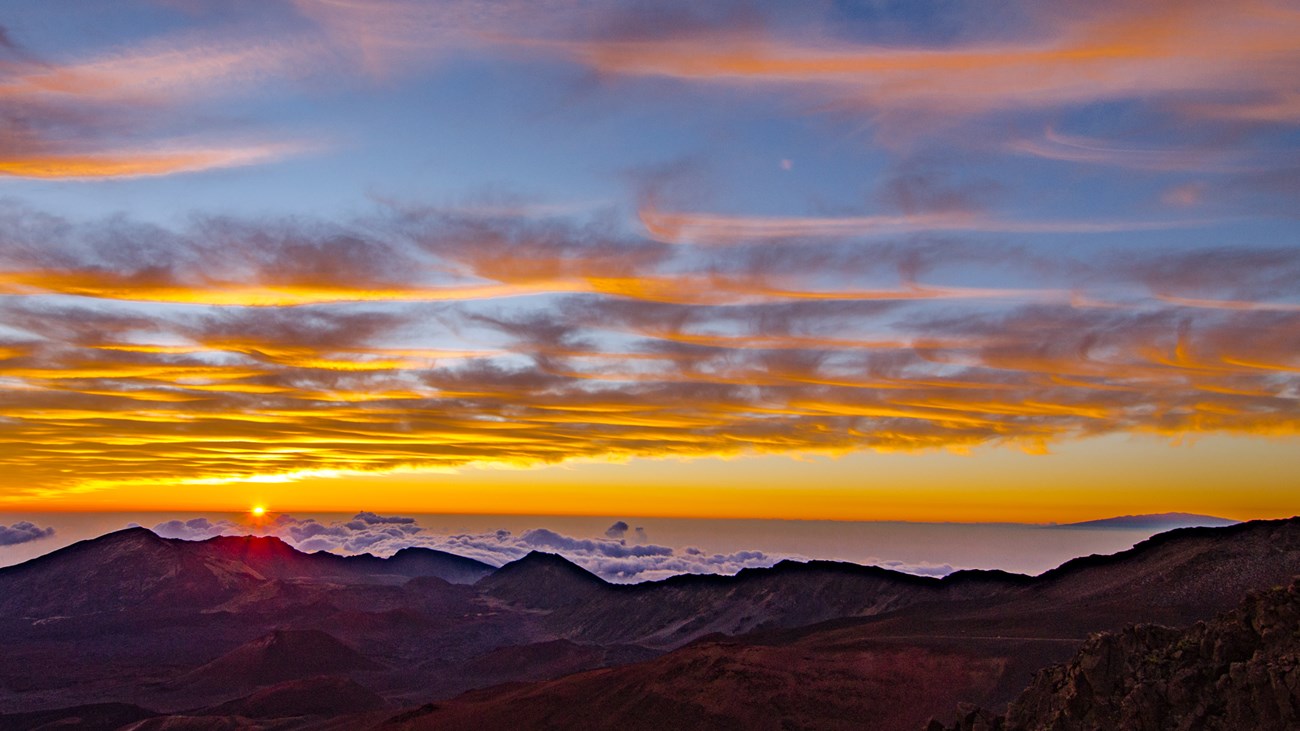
[{"left": 251, "top": 505, "right": 266, "bottom": 517}]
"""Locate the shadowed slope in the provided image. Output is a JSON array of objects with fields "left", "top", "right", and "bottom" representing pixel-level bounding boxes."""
[
  {"left": 936, "top": 579, "right": 1300, "bottom": 730},
  {"left": 0, "top": 529, "right": 493, "bottom": 619},
  {"left": 0, "top": 702, "right": 158, "bottom": 731},
  {"left": 3, "top": 518, "right": 1298, "bottom": 731},
  {"left": 478, "top": 552, "right": 1029, "bottom": 649},
  {"left": 175, "top": 630, "right": 380, "bottom": 691},
  {"left": 203, "top": 675, "right": 385, "bottom": 719},
  {"left": 0, "top": 529, "right": 264, "bottom": 617},
  {"left": 379, "top": 518, "right": 1300, "bottom": 731}
]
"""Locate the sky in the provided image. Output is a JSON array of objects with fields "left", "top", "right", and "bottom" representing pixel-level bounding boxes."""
[{"left": 0, "top": 0, "right": 1297, "bottom": 525}]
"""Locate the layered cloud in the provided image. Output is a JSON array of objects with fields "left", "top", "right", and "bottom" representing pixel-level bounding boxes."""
[{"left": 0, "top": 197, "right": 1296, "bottom": 498}]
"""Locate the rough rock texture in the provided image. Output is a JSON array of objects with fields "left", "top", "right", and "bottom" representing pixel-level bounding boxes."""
[{"left": 932, "top": 579, "right": 1300, "bottom": 731}]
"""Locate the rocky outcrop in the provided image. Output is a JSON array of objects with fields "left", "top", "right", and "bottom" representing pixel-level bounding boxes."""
[{"left": 932, "top": 579, "right": 1300, "bottom": 731}]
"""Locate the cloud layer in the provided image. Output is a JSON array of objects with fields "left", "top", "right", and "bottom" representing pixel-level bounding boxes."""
[{"left": 0, "top": 196, "right": 1296, "bottom": 499}]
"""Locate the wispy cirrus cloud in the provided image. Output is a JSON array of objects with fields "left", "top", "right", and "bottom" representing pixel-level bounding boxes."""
[
  {"left": 509, "top": 0, "right": 1300, "bottom": 128},
  {"left": 7, "top": 0, "right": 1295, "bottom": 181},
  {"left": 638, "top": 202, "right": 1213, "bottom": 245},
  {"left": 1007, "top": 128, "right": 1264, "bottom": 173},
  {"left": 0, "top": 20, "right": 323, "bottom": 179}
]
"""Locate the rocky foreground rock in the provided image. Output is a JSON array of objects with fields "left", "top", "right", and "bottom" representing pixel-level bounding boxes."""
[{"left": 931, "top": 578, "right": 1300, "bottom": 731}]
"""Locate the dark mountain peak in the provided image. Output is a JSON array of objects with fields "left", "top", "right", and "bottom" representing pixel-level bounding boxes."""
[
  {"left": 0, "top": 524, "right": 504, "bottom": 620},
  {"left": 104, "top": 525, "right": 169, "bottom": 544},
  {"left": 763, "top": 559, "right": 1036, "bottom": 591},
  {"left": 204, "top": 532, "right": 294, "bottom": 548},
  {"left": 389, "top": 544, "right": 489, "bottom": 565},
  {"left": 719, "top": 558, "right": 915, "bottom": 585},
  {"left": 0, "top": 527, "right": 202, "bottom": 617},
  {"left": 774, "top": 558, "right": 930, "bottom": 579},
  {"left": 390, "top": 546, "right": 444, "bottom": 559},
  {"left": 942, "top": 567, "right": 1033, "bottom": 586},
  {"left": 477, "top": 551, "right": 608, "bottom": 609},
  {"left": 7, "top": 525, "right": 170, "bottom": 567},
  {"left": 638, "top": 558, "right": 915, "bottom": 592},
  {"left": 383, "top": 546, "right": 496, "bottom": 584},
  {"left": 200, "top": 532, "right": 302, "bottom": 560},
  {"left": 496, "top": 551, "right": 603, "bottom": 579},
  {"left": 646, "top": 558, "right": 1028, "bottom": 594}
]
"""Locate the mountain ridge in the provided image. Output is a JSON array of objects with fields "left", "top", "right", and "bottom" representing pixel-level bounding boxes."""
[
  {"left": 2, "top": 517, "right": 1297, "bottom": 731},
  {"left": 374, "top": 517, "right": 1300, "bottom": 731}
]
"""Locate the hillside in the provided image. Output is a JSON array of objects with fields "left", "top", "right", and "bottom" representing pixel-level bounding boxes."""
[
  {"left": 377, "top": 518, "right": 1300, "bottom": 731},
  {"left": 0, "top": 518, "right": 1296, "bottom": 731},
  {"left": 936, "top": 579, "right": 1300, "bottom": 730}
]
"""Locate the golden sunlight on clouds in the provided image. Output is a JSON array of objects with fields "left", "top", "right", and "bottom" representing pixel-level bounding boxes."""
[
  {"left": 515, "top": 0, "right": 1300, "bottom": 126},
  {"left": 0, "top": 0, "right": 1295, "bottom": 520},
  {"left": 0, "top": 17, "right": 323, "bottom": 180},
  {"left": 29, "top": 435, "right": 1300, "bottom": 524},
  {"left": 0, "top": 202, "right": 1296, "bottom": 507},
  {"left": 0, "top": 144, "right": 304, "bottom": 180}
]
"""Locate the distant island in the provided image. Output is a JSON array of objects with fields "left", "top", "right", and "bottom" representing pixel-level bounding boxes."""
[{"left": 1053, "top": 512, "right": 1239, "bottom": 530}]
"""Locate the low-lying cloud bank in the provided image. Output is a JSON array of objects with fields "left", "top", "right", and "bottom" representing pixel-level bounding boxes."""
[
  {"left": 0, "top": 521, "right": 55, "bottom": 546},
  {"left": 147, "top": 512, "right": 956, "bottom": 582}
]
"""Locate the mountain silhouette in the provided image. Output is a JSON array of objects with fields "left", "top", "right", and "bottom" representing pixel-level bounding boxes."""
[{"left": 1055, "top": 512, "right": 1238, "bottom": 530}]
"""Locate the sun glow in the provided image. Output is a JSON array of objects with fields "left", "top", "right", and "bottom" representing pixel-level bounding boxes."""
[{"left": 250, "top": 505, "right": 266, "bottom": 517}]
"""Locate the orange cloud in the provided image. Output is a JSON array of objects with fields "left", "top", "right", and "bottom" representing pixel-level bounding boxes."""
[
  {"left": 510, "top": 1, "right": 1300, "bottom": 126},
  {"left": 0, "top": 143, "right": 303, "bottom": 180},
  {"left": 0, "top": 24, "right": 321, "bottom": 180},
  {"left": 0, "top": 36, "right": 313, "bottom": 103},
  {"left": 0, "top": 204, "right": 1295, "bottom": 500}
]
